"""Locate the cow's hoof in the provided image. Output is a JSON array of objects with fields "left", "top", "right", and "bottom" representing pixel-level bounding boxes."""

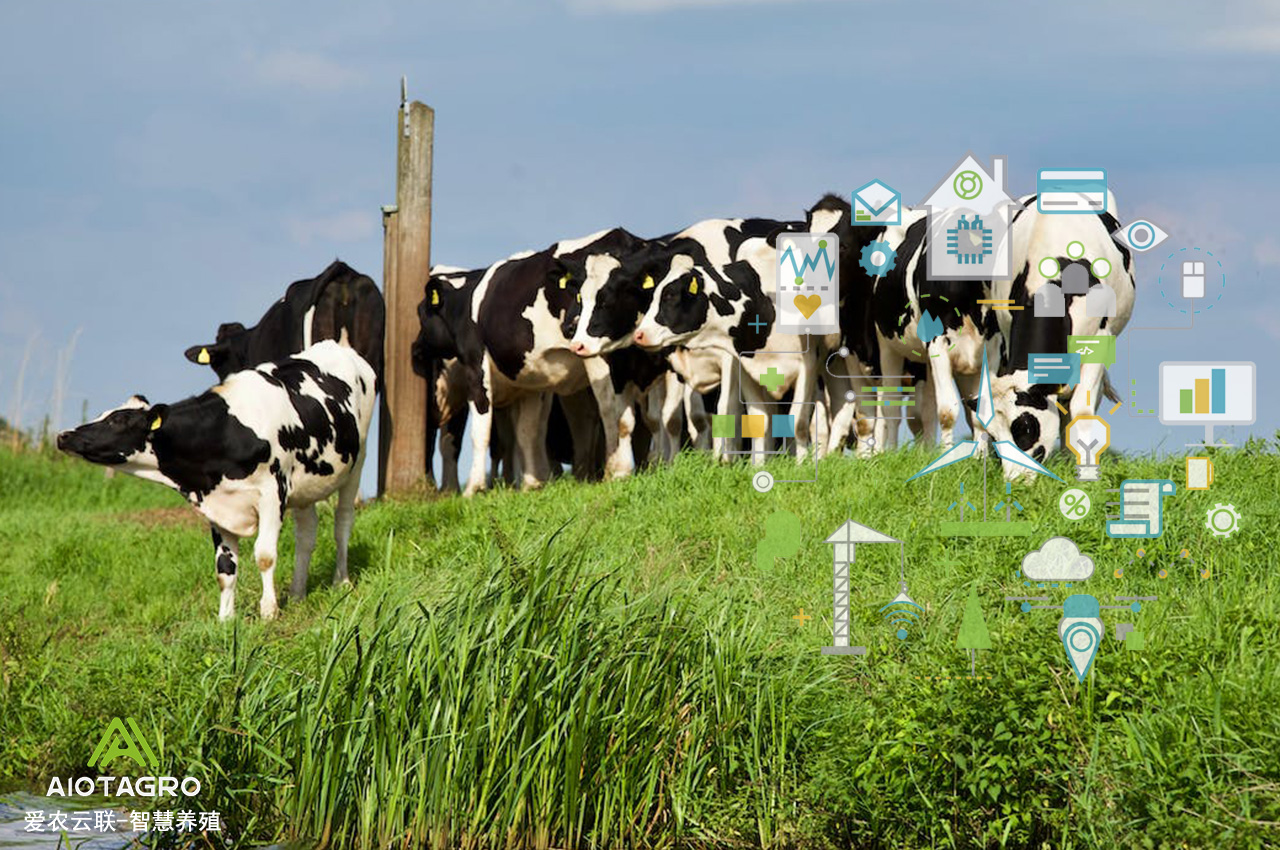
[
  {"left": 334, "top": 578, "right": 353, "bottom": 590},
  {"left": 260, "top": 604, "right": 279, "bottom": 621}
]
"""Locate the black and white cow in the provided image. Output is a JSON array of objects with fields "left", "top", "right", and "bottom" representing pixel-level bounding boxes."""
[
  {"left": 414, "top": 230, "right": 671, "bottom": 496},
  {"left": 58, "top": 341, "right": 376, "bottom": 621},
  {"left": 185, "top": 259, "right": 385, "bottom": 386},
  {"left": 626, "top": 218, "right": 842, "bottom": 462}
]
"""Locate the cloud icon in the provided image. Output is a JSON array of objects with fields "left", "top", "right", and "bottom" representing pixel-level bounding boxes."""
[{"left": 1022, "top": 537, "right": 1094, "bottom": 581}]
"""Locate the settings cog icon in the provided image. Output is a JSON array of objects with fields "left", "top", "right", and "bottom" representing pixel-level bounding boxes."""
[
  {"left": 1206, "top": 503, "right": 1241, "bottom": 538},
  {"left": 860, "top": 240, "right": 897, "bottom": 276}
]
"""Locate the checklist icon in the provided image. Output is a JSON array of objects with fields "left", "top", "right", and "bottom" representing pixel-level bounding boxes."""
[{"left": 1181, "top": 261, "right": 1205, "bottom": 298}]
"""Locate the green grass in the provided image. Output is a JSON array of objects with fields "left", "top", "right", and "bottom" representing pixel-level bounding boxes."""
[{"left": 1, "top": 440, "right": 1278, "bottom": 849}]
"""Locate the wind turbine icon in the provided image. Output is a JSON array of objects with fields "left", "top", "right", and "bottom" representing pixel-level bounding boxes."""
[{"left": 907, "top": 349, "right": 1063, "bottom": 486}]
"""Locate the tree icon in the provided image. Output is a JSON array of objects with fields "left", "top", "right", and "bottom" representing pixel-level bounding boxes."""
[{"left": 956, "top": 584, "right": 993, "bottom": 676}]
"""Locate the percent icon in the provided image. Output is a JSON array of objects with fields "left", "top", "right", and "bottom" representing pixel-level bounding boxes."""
[{"left": 1059, "top": 488, "right": 1092, "bottom": 521}]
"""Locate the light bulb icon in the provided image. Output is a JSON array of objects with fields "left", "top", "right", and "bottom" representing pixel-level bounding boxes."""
[{"left": 1066, "top": 415, "right": 1110, "bottom": 481}]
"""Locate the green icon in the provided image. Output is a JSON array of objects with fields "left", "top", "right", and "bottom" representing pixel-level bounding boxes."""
[
  {"left": 759, "top": 367, "right": 786, "bottom": 392},
  {"left": 755, "top": 511, "right": 801, "bottom": 571},
  {"left": 711, "top": 415, "right": 736, "bottom": 439},
  {"left": 89, "top": 717, "right": 160, "bottom": 770},
  {"left": 956, "top": 584, "right": 993, "bottom": 675},
  {"left": 1059, "top": 488, "right": 1091, "bottom": 520},
  {"left": 953, "top": 170, "right": 983, "bottom": 200},
  {"left": 1126, "top": 630, "right": 1145, "bottom": 651},
  {"left": 1069, "top": 334, "right": 1117, "bottom": 367}
]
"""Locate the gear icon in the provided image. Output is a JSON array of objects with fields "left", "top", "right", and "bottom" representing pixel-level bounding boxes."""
[
  {"left": 859, "top": 240, "right": 897, "bottom": 276},
  {"left": 1206, "top": 503, "right": 1240, "bottom": 538}
]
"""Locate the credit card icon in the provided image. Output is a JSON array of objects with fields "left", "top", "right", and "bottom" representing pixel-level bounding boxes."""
[
  {"left": 1037, "top": 169, "right": 1107, "bottom": 214},
  {"left": 1029, "top": 352, "right": 1081, "bottom": 386}
]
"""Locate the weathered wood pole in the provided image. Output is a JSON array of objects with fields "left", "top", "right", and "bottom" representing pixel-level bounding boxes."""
[{"left": 379, "top": 79, "right": 433, "bottom": 495}]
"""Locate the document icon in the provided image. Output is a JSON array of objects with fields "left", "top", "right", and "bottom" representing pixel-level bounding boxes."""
[
  {"left": 1037, "top": 169, "right": 1108, "bottom": 214},
  {"left": 1068, "top": 335, "right": 1116, "bottom": 367},
  {"left": 852, "top": 179, "right": 901, "bottom": 226},
  {"left": 1106, "top": 479, "right": 1176, "bottom": 539},
  {"left": 1028, "top": 352, "right": 1081, "bottom": 387}
]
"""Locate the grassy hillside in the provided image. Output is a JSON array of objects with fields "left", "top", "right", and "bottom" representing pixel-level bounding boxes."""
[{"left": 0, "top": 441, "right": 1278, "bottom": 849}]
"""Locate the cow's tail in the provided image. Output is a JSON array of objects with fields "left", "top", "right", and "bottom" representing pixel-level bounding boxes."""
[{"left": 1102, "top": 369, "right": 1120, "bottom": 404}]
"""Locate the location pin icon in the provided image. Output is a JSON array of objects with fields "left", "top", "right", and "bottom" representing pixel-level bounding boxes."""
[{"left": 1057, "top": 594, "right": 1104, "bottom": 683}]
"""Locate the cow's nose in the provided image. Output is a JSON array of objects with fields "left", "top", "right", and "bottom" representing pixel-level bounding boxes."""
[
  {"left": 633, "top": 329, "right": 648, "bottom": 346},
  {"left": 56, "top": 432, "right": 73, "bottom": 452},
  {"left": 569, "top": 341, "right": 588, "bottom": 356}
]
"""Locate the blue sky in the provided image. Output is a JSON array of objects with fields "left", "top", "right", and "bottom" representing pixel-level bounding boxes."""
[{"left": 2, "top": 0, "right": 1277, "bottom": 492}]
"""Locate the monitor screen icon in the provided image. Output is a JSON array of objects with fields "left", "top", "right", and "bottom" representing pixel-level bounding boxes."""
[{"left": 1158, "top": 361, "right": 1256, "bottom": 447}]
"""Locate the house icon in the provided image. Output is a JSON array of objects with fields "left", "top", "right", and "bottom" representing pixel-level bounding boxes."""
[{"left": 916, "top": 152, "right": 1024, "bottom": 281}]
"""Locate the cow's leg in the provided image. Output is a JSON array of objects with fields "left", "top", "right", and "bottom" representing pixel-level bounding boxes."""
[
  {"left": 514, "top": 394, "right": 549, "bottom": 491},
  {"left": 333, "top": 450, "right": 364, "bottom": 587},
  {"left": 254, "top": 497, "right": 284, "bottom": 621},
  {"left": 687, "top": 386, "right": 711, "bottom": 451},
  {"left": 463, "top": 359, "right": 495, "bottom": 497},
  {"left": 925, "top": 341, "right": 962, "bottom": 450},
  {"left": 656, "top": 374, "right": 683, "bottom": 462},
  {"left": 211, "top": 525, "right": 239, "bottom": 622},
  {"left": 791, "top": 350, "right": 818, "bottom": 462},
  {"left": 289, "top": 503, "right": 318, "bottom": 600},
  {"left": 914, "top": 374, "right": 938, "bottom": 446},
  {"left": 877, "top": 343, "right": 906, "bottom": 453},
  {"left": 584, "top": 358, "right": 634, "bottom": 480},
  {"left": 714, "top": 354, "right": 739, "bottom": 462}
]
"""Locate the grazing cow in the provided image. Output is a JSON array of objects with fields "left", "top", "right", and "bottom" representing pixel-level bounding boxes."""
[
  {"left": 987, "top": 191, "right": 1134, "bottom": 471},
  {"left": 58, "top": 341, "right": 376, "bottom": 621},
  {"left": 185, "top": 259, "right": 385, "bottom": 386}
]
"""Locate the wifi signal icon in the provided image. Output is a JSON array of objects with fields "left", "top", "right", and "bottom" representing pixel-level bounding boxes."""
[{"left": 878, "top": 589, "right": 923, "bottom": 640}]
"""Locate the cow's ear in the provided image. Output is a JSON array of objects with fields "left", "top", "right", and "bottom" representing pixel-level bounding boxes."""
[
  {"left": 147, "top": 404, "right": 170, "bottom": 434},
  {"left": 185, "top": 344, "right": 216, "bottom": 365}
]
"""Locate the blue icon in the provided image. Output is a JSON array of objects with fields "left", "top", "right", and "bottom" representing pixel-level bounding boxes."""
[
  {"left": 879, "top": 589, "right": 923, "bottom": 640},
  {"left": 852, "top": 179, "right": 902, "bottom": 226},
  {"left": 1059, "top": 595, "right": 1104, "bottom": 682},
  {"left": 1028, "top": 352, "right": 1081, "bottom": 387},
  {"left": 917, "top": 310, "right": 944, "bottom": 346},
  {"left": 1037, "top": 169, "right": 1108, "bottom": 214},
  {"left": 1106, "top": 479, "right": 1176, "bottom": 539},
  {"left": 859, "top": 240, "right": 897, "bottom": 276},
  {"left": 771, "top": 414, "right": 795, "bottom": 439},
  {"left": 946, "top": 214, "right": 992, "bottom": 264}
]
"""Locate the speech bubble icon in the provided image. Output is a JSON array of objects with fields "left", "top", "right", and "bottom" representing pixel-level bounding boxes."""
[{"left": 755, "top": 511, "right": 801, "bottom": 571}]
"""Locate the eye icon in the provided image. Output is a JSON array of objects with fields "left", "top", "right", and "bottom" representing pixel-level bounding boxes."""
[{"left": 1112, "top": 219, "right": 1169, "bottom": 252}]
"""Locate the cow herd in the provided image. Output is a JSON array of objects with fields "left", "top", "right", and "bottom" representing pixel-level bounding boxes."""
[
  {"left": 56, "top": 193, "right": 1134, "bottom": 620},
  {"left": 413, "top": 190, "right": 1133, "bottom": 494}
]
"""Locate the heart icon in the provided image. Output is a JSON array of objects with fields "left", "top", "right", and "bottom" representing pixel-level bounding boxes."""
[{"left": 794, "top": 293, "right": 821, "bottom": 319}]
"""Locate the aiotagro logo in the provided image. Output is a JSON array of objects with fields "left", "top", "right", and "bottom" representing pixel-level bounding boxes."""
[{"left": 46, "top": 717, "right": 201, "bottom": 797}]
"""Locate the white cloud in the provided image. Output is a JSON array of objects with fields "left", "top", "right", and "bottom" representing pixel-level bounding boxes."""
[
  {"left": 1021, "top": 537, "right": 1095, "bottom": 582},
  {"left": 1206, "top": 24, "right": 1280, "bottom": 52},
  {"left": 286, "top": 209, "right": 377, "bottom": 246},
  {"left": 246, "top": 49, "right": 364, "bottom": 92},
  {"left": 1254, "top": 236, "right": 1280, "bottom": 268}
]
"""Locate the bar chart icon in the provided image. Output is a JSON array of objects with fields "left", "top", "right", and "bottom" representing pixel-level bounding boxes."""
[
  {"left": 1178, "top": 368, "right": 1227, "bottom": 414},
  {"left": 1159, "top": 362, "right": 1256, "bottom": 447}
]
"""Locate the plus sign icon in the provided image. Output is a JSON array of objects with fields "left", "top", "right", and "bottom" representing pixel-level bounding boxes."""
[{"left": 776, "top": 233, "right": 839, "bottom": 335}]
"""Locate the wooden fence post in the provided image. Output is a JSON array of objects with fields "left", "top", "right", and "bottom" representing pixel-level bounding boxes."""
[{"left": 379, "top": 79, "right": 434, "bottom": 496}]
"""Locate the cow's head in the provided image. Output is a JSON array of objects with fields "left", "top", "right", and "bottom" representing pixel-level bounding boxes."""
[
  {"left": 632, "top": 253, "right": 714, "bottom": 350},
  {"left": 412, "top": 269, "right": 473, "bottom": 376},
  {"left": 184, "top": 322, "right": 249, "bottom": 381},
  {"left": 971, "top": 376, "right": 1061, "bottom": 481},
  {"left": 57, "top": 395, "right": 166, "bottom": 469},
  {"left": 569, "top": 241, "right": 674, "bottom": 357}
]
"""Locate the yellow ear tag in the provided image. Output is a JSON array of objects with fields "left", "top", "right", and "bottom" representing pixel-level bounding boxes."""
[
  {"left": 688, "top": 277, "right": 699, "bottom": 295},
  {"left": 150, "top": 416, "right": 163, "bottom": 431},
  {"left": 642, "top": 274, "right": 655, "bottom": 290},
  {"left": 558, "top": 273, "right": 571, "bottom": 289},
  {"left": 576, "top": 293, "right": 581, "bottom": 302},
  {"left": 431, "top": 289, "right": 440, "bottom": 305},
  {"left": 197, "top": 347, "right": 210, "bottom": 364}
]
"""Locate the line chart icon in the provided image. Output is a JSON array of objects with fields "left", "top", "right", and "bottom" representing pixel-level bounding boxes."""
[{"left": 776, "top": 233, "right": 839, "bottom": 334}]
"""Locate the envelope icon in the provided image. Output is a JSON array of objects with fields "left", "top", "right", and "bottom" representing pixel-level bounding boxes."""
[{"left": 852, "top": 179, "right": 902, "bottom": 226}]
